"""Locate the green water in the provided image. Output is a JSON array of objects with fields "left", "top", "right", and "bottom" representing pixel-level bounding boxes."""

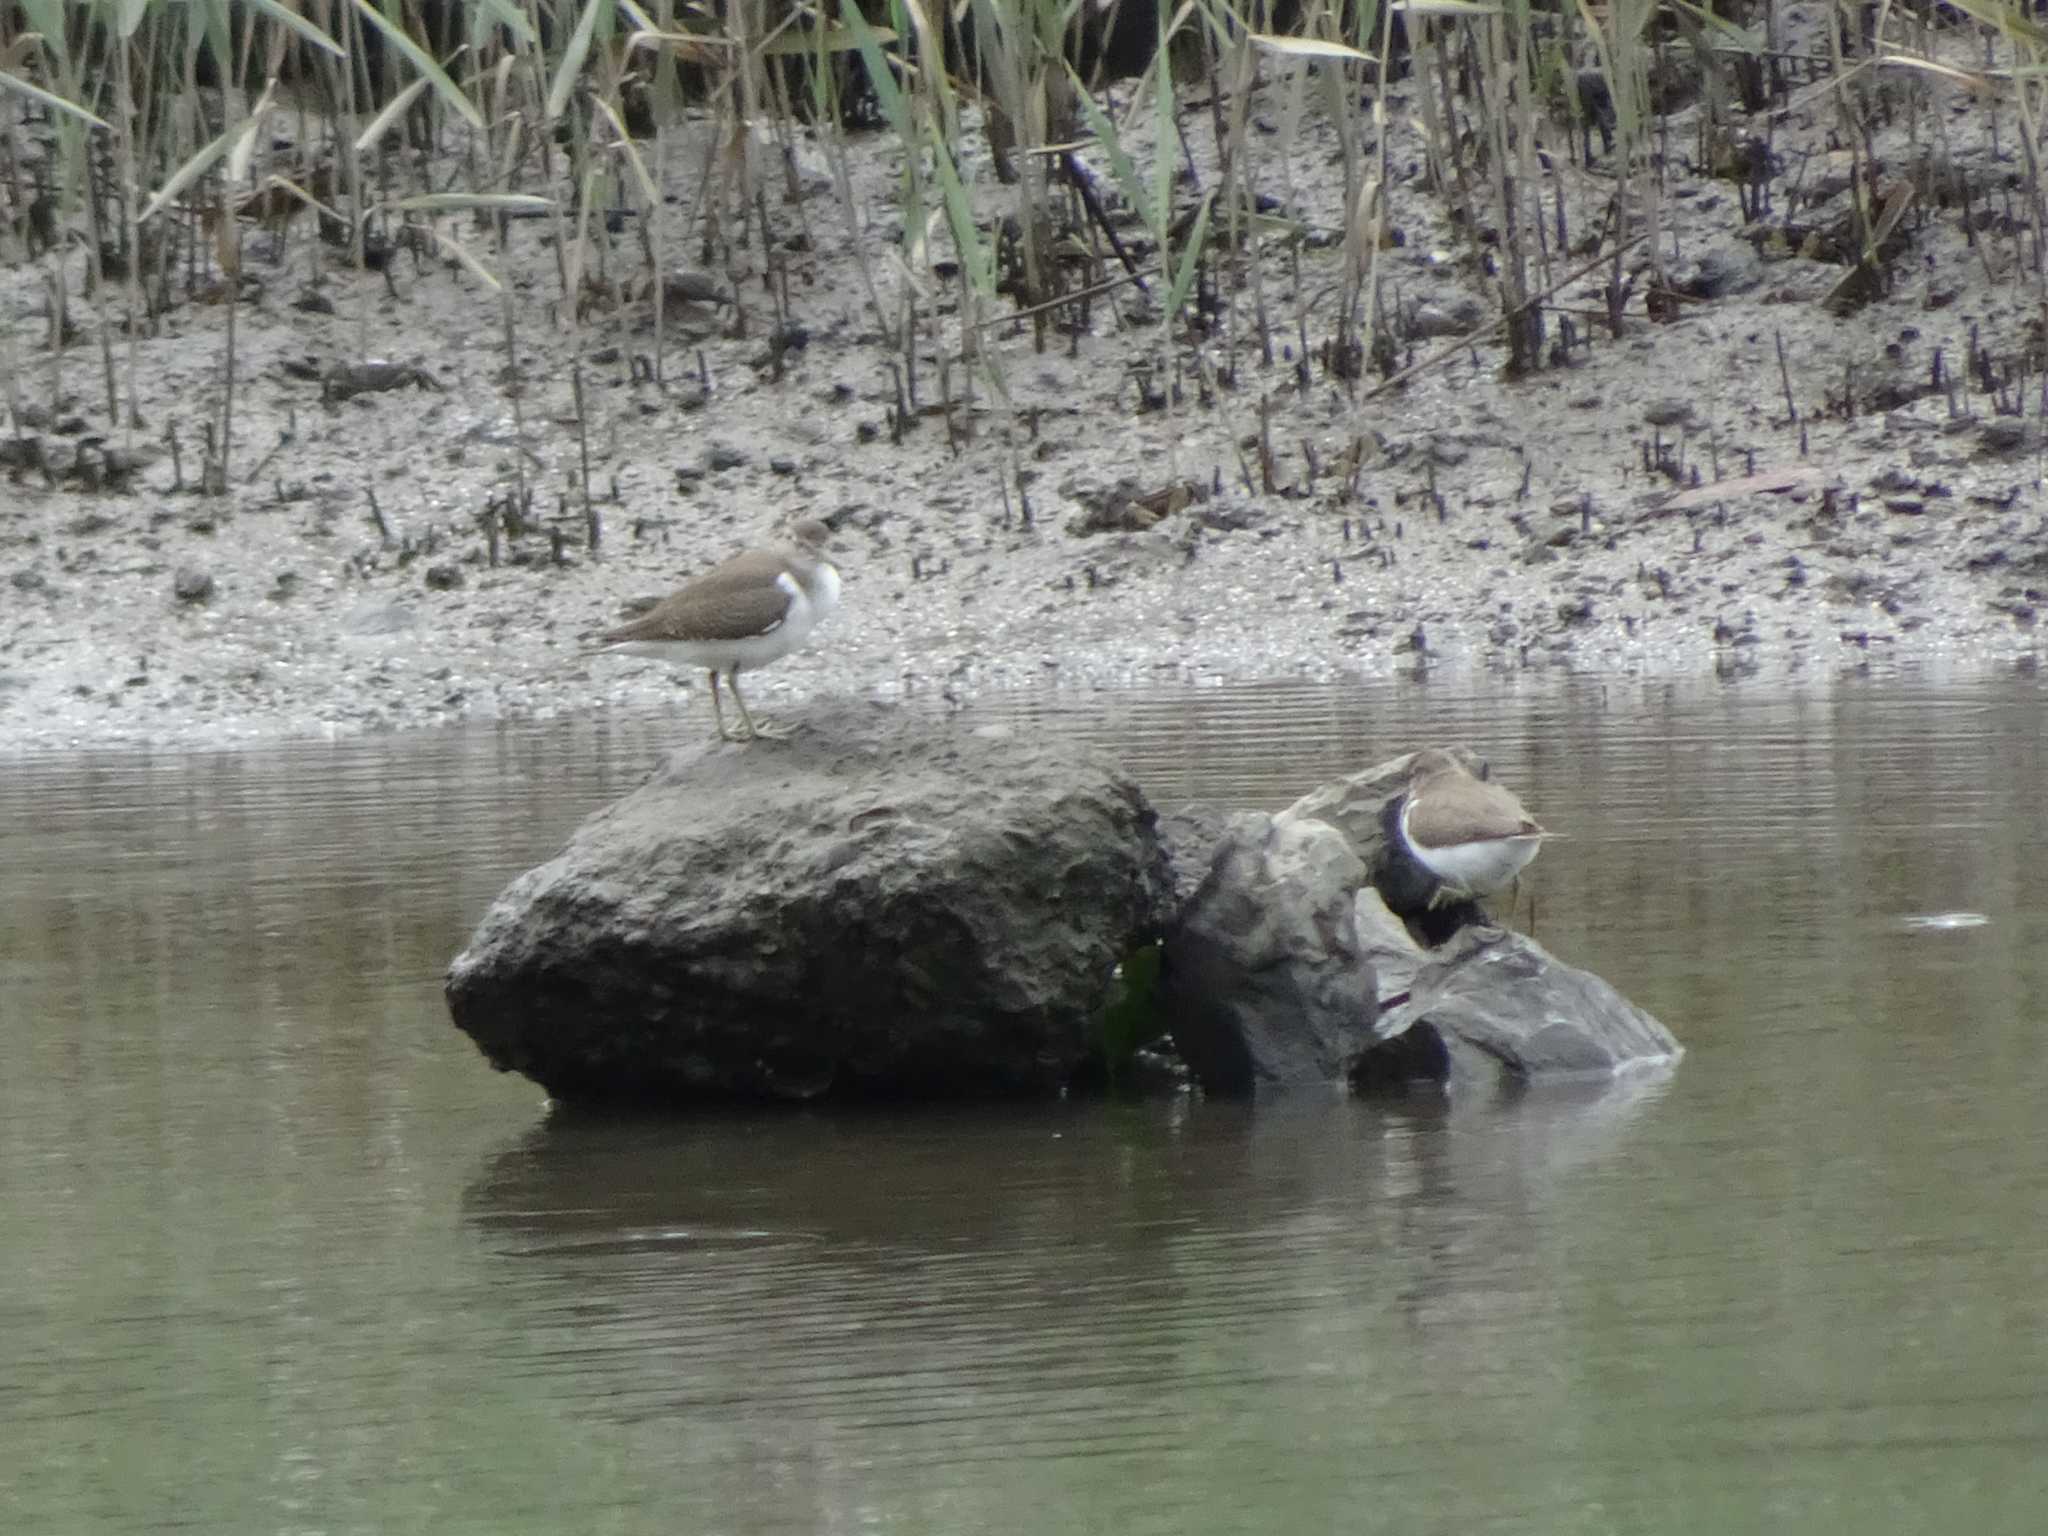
[{"left": 5, "top": 678, "right": 2046, "bottom": 1534}]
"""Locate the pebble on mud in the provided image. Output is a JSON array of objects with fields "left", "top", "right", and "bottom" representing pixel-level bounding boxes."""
[
  {"left": 1405, "top": 299, "right": 1484, "bottom": 340},
  {"left": 1978, "top": 420, "right": 2032, "bottom": 454},
  {"left": 660, "top": 268, "right": 727, "bottom": 307}
]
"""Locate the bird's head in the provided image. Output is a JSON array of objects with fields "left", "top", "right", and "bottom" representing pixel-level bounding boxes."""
[
  {"left": 785, "top": 517, "right": 836, "bottom": 553},
  {"left": 1406, "top": 746, "right": 1470, "bottom": 782}
]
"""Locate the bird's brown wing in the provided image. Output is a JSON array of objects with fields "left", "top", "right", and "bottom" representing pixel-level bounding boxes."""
[
  {"left": 601, "top": 550, "right": 794, "bottom": 644},
  {"left": 1405, "top": 778, "right": 1542, "bottom": 849}
]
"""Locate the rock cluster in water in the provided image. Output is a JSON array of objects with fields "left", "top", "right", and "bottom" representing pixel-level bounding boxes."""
[{"left": 445, "top": 702, "right": 1681, "bottom": 1106}]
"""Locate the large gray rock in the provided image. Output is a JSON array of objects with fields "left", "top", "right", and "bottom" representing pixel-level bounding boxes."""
[
  {"left": 445, "top": 701, "right": 1174, "bottom": 1104},
  {"left": 1160, "top": 812, "right": 1380, "bottom": 1093},
  {"left": 1356, "top": 898, "right": 1684, "bottom": 1090}
]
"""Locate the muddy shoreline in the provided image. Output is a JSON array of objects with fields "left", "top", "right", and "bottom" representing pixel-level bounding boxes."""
[{"left": 6, "top": 45, "right": 2046, "bottom": 755}]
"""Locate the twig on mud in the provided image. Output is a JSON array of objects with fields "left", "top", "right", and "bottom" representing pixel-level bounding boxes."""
[
  {"left": 367, "top": 486, "right": 394, "bottom": 548},
  {"left": 500, "top": 294, "right": 530, "bottom": 514},
  {"left": 973, "top": 262, "right": 1163, "bottom": 331},
  {"left": 572, "top": 359, "right": 598, "bottom": 560},
  {"left": 1059, "top": 151, "right": 1148, "bottom": 291},
  {"left": 1774, "top": 330, "right": 1799, "bottom": 424},
  {"left": 901, "top": 294, "right": 919, "bottom": 412},
  {"left": 85, "top": 150, "right": 118, "bottom": 425},
  {"left": 216, "top": 220, "right": 241, "bottom": 495},
  {"left": 245, "top": 407, "right": 297, "bottom": 484},
  {"left": 887, "top": 359, "right": 908, "bottom": 445},
  {"left": 200, "top": 420, "right": 225, "bottom": 497}
]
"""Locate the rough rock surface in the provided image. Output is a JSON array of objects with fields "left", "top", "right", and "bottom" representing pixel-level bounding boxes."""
[
  {"left": 445, "top": 700, "right": 1175, "bottom": 1104},
  {"left": 1356, "top": 900, "right": 1685, "bottom": 1091},
  {"left": 1161, "top": 812, "right": 1380, "bottom": 1093},
  {"left": 1156, "top": 803, "right": 1233, "bottom": 908}
]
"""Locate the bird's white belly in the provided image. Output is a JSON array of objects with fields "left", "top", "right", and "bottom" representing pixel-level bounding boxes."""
[
  {"left": 606, "top": 633, "right": 796, "bottom": 670},
  {"left": 1411, "top": 832, "right": 1542, "bottom": 894},
  {"left": 808, "top": 562, "right": 842, "bottom": 627}
]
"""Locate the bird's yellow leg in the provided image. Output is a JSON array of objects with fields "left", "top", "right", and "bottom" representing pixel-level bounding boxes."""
[
  {"left": 706, "top": 671, "right": 739, "bottom": 742},
  {"left": 728, "top": 672, "right": 784, "bottom": 741}
]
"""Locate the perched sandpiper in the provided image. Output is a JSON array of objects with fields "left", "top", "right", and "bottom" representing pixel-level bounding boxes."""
[
  {"left": 1396, "top": 747, "right": 1548, "bottom": 906},
  {"left": 594, "top": 518, "right": 840, "bottom": 742}
]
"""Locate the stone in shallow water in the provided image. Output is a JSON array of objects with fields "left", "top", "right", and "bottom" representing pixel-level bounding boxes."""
[
  {"left": 445, "top": 700, "right": 1175, "bottom": 1105},
  {"left": 1355, "top": 888, "right": 1683, "bottom": 1091}
]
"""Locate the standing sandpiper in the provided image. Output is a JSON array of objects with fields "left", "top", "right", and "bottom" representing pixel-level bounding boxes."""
[
  {"left": 1396, "top": 748, "right": 1549, "bottom": 906},
  {"left": 593, "top": 518, "right": 841, "bottom": 742}
]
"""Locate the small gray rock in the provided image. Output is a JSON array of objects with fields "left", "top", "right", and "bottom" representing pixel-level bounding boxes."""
[
  {"left": 1979, "top": 419, "right": 2032, "bottom": 454},
  {"left": 1405, "top": 298, "right": 1484, "bottom": 340},
  {"left": 1671, "top": 241, "right": 1763, "bottom": 300},
  {"left": 1362, "top": 918, "right": 1683, "bottom": 1088},
  {"left": 172, "top": 567, "right": 214, "bottom": 604},
  {"left": 661, "top": 268, "right": 728, "bottom": 307},
  {"left": 343, "top": 600, "right": 418, "bottom": 636},
  {"left": 1198, "top": 499, "right": 1266, "bottom": 533}
]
